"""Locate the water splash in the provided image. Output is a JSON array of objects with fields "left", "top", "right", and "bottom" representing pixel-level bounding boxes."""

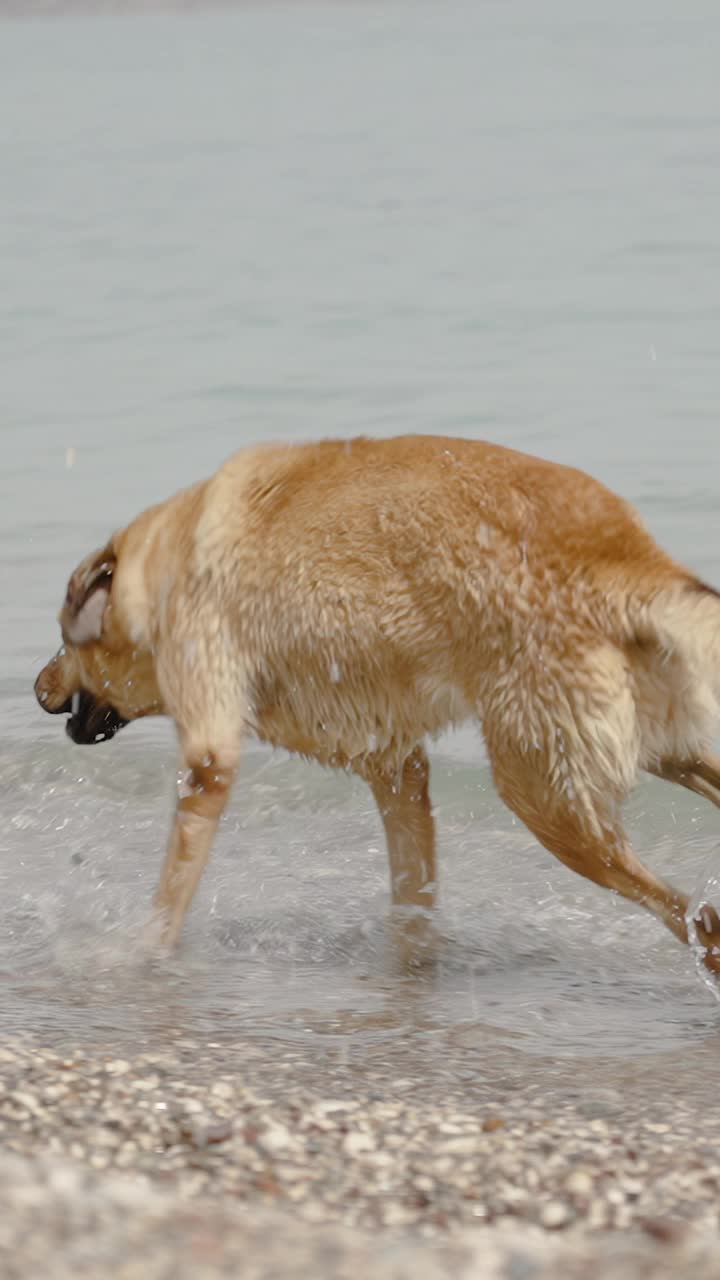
[{"left": 686, "top": 841, "right": 720, "bottom": 1003}]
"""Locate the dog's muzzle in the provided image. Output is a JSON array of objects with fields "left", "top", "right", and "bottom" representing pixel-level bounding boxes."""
[
  {"left": 35, "top": 682, "right": 128, "bottom": 745},
  {"left": 65, "top": 691, "right": 128, "bottom": 744}
]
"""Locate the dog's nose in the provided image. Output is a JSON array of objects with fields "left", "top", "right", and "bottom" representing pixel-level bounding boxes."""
[
  {"left": 34, "top": 671, "right": 50, "bottom": 707},
  {"left": 34, "top": 668, "right": 72, "bottom": 714}
]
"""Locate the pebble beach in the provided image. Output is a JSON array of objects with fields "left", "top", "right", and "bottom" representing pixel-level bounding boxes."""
[{"left": 2, "top": 1026, "right": 720, "bottom": 1277}]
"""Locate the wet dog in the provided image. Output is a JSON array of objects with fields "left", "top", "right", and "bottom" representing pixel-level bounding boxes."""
[{"left": 34, "top": 435, "right": 720, "bottom": 966}]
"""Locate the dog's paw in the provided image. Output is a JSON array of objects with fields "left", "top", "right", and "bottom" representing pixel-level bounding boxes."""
[
  {"left": 388, "top": 908, "right": 441, "bottom": 974},
  {"left": 141, "top": 909, "right": 175, "bottom": 959},
  {"left": 690, "top": 903, "right": 720, "bottom": 975}
]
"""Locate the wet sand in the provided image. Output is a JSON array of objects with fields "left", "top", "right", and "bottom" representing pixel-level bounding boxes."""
[{"left": 2, "top": 1026, "right": 720, "bottom": 1276}]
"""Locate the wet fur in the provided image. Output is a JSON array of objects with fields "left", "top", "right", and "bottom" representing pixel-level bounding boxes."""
[{"left": 34, "top": 435, "right": 720, "bottom": 965}]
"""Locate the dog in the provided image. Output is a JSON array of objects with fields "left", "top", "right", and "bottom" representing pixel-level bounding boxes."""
[{"left": 34, "top": 434, "right": 720, "bottom": 968}]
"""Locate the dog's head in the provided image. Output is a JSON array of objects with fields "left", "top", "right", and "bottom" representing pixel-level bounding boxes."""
[{"left": 34, "top": 541, "right": 163, "bottom": 745}]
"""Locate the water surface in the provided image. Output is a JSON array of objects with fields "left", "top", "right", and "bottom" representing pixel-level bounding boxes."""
[{"left": 1, "top": 0, "right": 720, "bottom": 1061}]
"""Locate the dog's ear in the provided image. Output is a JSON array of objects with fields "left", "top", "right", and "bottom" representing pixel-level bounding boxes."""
[{"left": 61, "top": 544, "right": 116, "bottom": 646}]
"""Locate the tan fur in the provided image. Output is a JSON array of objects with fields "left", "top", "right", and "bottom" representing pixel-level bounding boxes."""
[{"left": 33, "top": 435, "right": 720, "bottom": 968}]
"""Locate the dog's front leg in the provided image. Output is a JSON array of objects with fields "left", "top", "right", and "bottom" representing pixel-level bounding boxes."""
[
  {"left": 154, "top": 746, "right": 239, "bottom": 950},
  {"left": 358, "top": 745, "right": 438, "bottom": 968},
  {"left": 364, "top": 746, "right": 437, "bottom": 917}
]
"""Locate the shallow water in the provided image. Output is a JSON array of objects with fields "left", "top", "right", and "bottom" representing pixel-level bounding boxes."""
[
  {"left": 1, "top": 727, "right": 719, "bottom": 1059},
  {"left": 2, "top": 0, "right": 720, "bottom": 1060}
]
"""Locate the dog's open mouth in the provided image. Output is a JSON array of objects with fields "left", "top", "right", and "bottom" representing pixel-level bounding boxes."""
[{"left": 65, "top": 690, "right": 128, "bottom": 745}]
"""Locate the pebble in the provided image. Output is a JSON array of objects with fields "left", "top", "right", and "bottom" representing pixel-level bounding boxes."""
[
  {"left": 257, "top": 1125, "right": 294, "bottom": 1157},
  {"left": 12, "top": 1091, "right": 44, "bottom": 1114},
  {"left": 343, "top": 1131, "right": 376, "bottom": 1156},
  {"left": 482, "top": 1114, "right": 506, "bottom": 1133},
  {"left": 437, "top": 1137, "right": 479, "bottom": 1156},
  {"left": 565, "top": 1170, "right": 594, "bottom": 1198},
  {"left": 540, "top": 1201, "right": 572, "bottom": 1229},
  {"left": 211, "top": 1082, "right": 234, "bottom": 1102}
]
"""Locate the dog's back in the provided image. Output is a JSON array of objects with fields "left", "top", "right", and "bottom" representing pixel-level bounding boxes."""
[{"left": 211, "top": 435, "right": 719, "bottom": 781}]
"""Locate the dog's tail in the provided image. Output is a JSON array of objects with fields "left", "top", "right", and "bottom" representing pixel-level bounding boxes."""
[{"left": 617, "top": 570, "right": 720, "bottom": 766}]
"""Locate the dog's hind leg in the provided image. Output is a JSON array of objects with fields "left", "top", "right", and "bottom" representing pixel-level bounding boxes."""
[
  {"left": 647, "top": 753, "right": 720, "bottom": 810},
  {"left": 486, "top": 726, "right": 720, "bottom": 973},
  {"left": 357, "top": 745, "right": 437, "bottom": 965}
]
